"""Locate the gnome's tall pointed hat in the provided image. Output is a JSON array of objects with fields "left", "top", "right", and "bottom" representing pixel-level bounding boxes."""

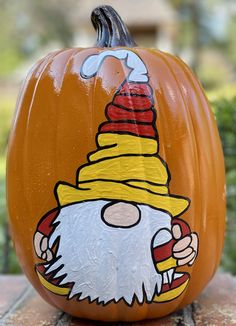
[{"left": 57, "top": 50, "right": 190, "bottom": 217}]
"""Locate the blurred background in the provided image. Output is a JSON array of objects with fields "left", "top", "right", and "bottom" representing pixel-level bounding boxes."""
[{"left": 0, "top": 0, "right": 236, "bottom": 274}]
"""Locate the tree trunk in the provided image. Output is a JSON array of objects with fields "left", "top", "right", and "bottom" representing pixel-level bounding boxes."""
[
  {"left": 2, "top": 221, "right": 10, "bottom": 273},
  {"left": 189, "top": 0, "right": 202, "bottom": 73}
]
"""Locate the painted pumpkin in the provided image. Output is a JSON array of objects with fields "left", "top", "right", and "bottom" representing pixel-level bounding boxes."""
[{"left": 7, "top": 5, "right": 225, "bottom": 322}]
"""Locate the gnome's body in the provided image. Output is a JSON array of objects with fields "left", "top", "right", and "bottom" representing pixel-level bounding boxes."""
[{"left": 34, "top": 50, "right": 198, "bottom": 305}]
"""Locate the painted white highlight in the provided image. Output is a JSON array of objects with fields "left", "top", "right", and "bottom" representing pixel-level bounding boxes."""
[
  {"left": 163, "top": 272, "right": 183, "bottom": 284},
  {"left": 167, "top": 268, "right": 174, "bottom": 284},
  {"left": 81, "top": 49, "right": 148, "bottom": 82},
  {"left": 152, "top": 228, "right": 172, "bottom": 247},
  {"left": 46, "top": 200, "right": 172, "bottom": 305},
  {"left": 174, "top": 272, "right": 183, "bottom": 279},
  {"left": 163, "top": 272, "right": 169, "bottom": 284}
]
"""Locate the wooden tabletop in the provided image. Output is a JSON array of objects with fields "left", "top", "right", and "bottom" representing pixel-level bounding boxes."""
[{"left": 0, "top": 272, "right": 236, "bottom": 325}]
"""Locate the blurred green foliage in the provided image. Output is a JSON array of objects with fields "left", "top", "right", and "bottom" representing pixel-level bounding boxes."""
[
  {"left": 226, "top": 15, "right": 236, "bottom": 67},
  {"left": 0, "top": 3, "right": 23, "bottom": 77},
  {"left": 0, "top": 0, "right": 75, "bottom": 78},
  {"left": 0, "top": 99, "right": 14, "bottom": 156},
  {"left": 213, "top": 96, "right": 236, "bottom": 274},
  {"left": 0, "top": 98, "right": 21, "bottom": 273}
]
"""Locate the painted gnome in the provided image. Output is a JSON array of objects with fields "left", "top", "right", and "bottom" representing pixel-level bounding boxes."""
[{"left": 34, "top": 50, "right": 198, "bottom": 306}]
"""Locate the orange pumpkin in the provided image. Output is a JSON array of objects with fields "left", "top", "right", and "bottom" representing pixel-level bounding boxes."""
[{"left": 7, "top": 5, "right": 225, "bottom": 322}]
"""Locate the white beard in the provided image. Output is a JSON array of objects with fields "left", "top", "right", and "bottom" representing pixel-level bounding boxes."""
[{"left": 45, "top": 200, "right": 172, "bottom": 305}]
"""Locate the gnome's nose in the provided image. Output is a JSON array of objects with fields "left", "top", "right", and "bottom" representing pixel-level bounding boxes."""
[{"left": 102, "top": 202, "right": 141, "bottom": 228}]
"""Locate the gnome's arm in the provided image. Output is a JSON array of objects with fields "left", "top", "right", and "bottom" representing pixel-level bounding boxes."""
[
  {"left": 36, "top": 209, "right": 59, "bottom": 237},
  {"left": 153, "top": 219, "right": 198, "bottom": 272},
  {"left": 172, "top": 220, "right": 198, "bottom": 267},
  {"left": 34, "top": 209, "right": 59, "bottom": 261}
]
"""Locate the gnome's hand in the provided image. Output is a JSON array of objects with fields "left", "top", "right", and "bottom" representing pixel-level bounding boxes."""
[
  {"left": 172, "top": 224, "right": 198, "bottom": 266},
  {"left": 34, "top": 231, "right": 53, "bottom": 262}
]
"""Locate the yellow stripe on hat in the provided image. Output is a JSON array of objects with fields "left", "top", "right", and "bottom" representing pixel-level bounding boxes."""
[
  {"left": 126, "top": 181, "right": 169, "bottom": 195},
  {"left": 79, "top": 155, "right": 168, "bottom": 185},
  {"left": 89, "top": 133, "right": 158, "bottom": 162},
  {"left": 57, "top": 180, "right": 189, "bottom": 217}
]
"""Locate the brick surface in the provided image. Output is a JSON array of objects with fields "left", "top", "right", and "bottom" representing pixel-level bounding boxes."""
[
  {"left": 0, "top": 275, "right": 29, "bottom": 319},
  {"left": 4, "top": 290, "right": 61, "bottom": 326},
  {"left": 194, "top": 272, "right": 236, "bottom": 325},
  {"left": 70, "top": 315, "right": 176, "bottom": 326},
  {"left": 0, "top": 272, "right": 236, "bottom": 325}
]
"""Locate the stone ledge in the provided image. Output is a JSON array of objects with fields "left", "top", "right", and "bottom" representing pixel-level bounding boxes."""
[{"left": 0, "top": 272, "right": 235, "bottom": 325}]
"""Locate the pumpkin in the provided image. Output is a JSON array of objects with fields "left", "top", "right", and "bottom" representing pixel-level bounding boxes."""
[{"left": 7, "top": 5, "right": 225, "bottom": 322}]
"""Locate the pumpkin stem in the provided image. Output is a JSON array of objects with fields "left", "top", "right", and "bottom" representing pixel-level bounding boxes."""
[{"left": 91, "top": 5, "right": 137, "bottom": 47}]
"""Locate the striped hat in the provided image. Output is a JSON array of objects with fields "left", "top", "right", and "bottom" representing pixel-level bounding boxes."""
[{"left": 56, "top": 80, "right": 189, "bottom": 217}]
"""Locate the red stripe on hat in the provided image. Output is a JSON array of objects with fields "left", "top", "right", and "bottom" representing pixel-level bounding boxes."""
[
  {"left": 100, "top": 122, "right": 156, "bottom": 138},
  {"left": 119, "top": 82, "right": 152, "bottom": 97},
  {"left": 106, "top": 104, "right": 155, "bottom": 123},
  {"left": 114, "top": 95, "right": 152, "bottom": 110}
]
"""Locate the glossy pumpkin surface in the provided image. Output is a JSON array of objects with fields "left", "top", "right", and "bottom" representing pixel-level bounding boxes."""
[{"left": 7, "top": 6, "right": 225, "bottom": 322}]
